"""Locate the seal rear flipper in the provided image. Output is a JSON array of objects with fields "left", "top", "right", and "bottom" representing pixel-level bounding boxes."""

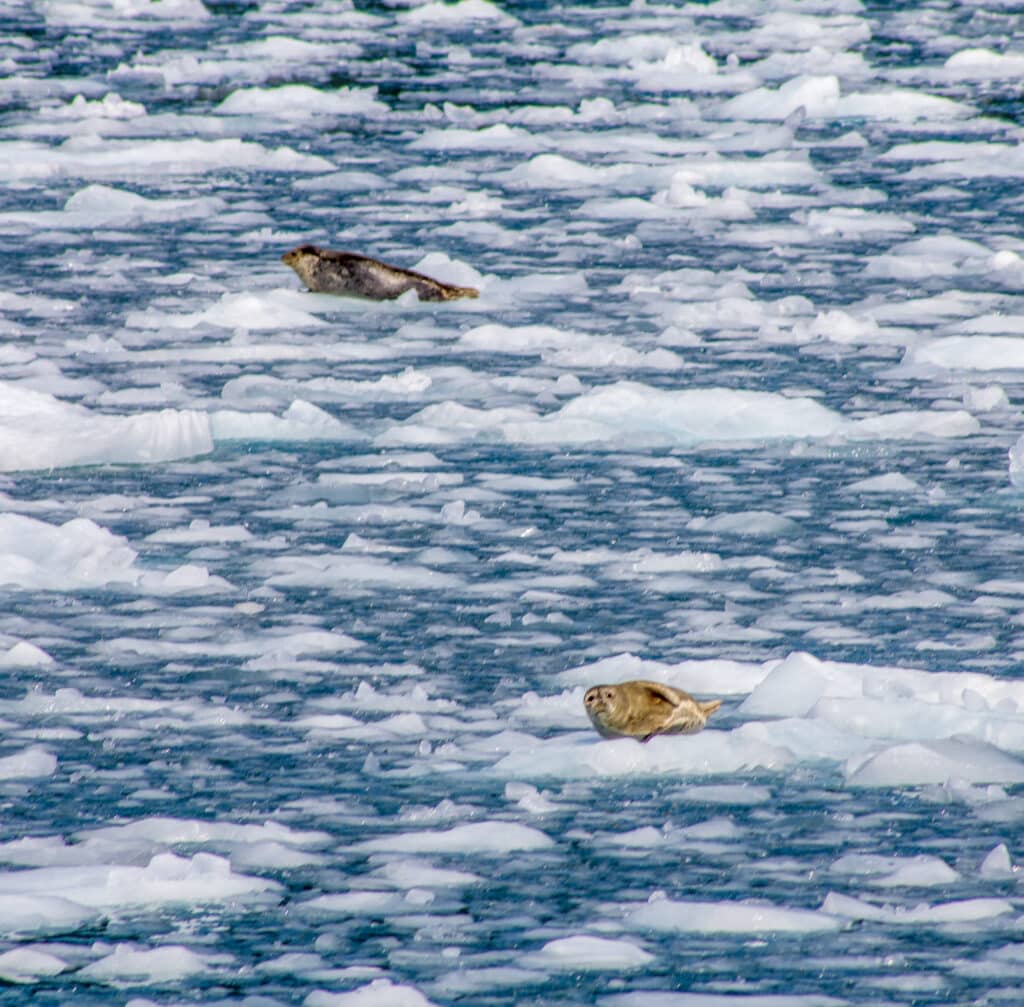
[{"left": 700, "top": 699, "right": 723, "bottom": 718}]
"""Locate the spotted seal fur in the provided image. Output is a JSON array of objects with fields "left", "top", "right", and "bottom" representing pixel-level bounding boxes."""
[
  {"left": 282, "top": 245, "right": 479, "bottom": 302},
  {"left": 583, "top": 680, "right": 722, "bottom": 742}
]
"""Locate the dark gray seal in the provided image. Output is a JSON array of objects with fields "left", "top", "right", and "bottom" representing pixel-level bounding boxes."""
[{"left": 282, "top": 245, "right": 479, "bottom": 302}]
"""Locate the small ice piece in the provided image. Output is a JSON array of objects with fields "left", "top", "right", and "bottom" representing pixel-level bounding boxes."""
[
  {"left": 845, "top": 473, "right": 921, "bottom": 494},
  {"left": 627, "top": 895, "right": 843, "bottom": 934},
  {"left": 0, "top": 383, "right": 213, "bottom": 472},
  {"left": 821, "top": 892, "right": 1012, "bottom": 924},
  {"left": 352, "top": 821, "right": 554, "bottom": 854},
  {"left": 1010, "top": 434, "right": 1024, "bottom": 488},
  {"left": 0, "top": 747, "right": 56, "bottom": 780},
  {"left": 0, "top": 894, "right": 97, "bottom": 937},
  {"left": 831, "top": 853, "right": 959, "bottom": 887},
  {"left": 0, "top": 642, "right": 55, "bottom": 668},
  {"left": 979, "top": 844, "right": 1019, "bottom": 879},
  {"left": 845, "top": 739, "right": 1024, "bottom": 787},
  {"left": 520, "top": 934, "right": 654, "bottom": 970},
  {"left": 79, "top": 944, "right": 210, "bottom": 984},
  {"left": 306, "top": 977, "right": 438, "bottom": 1006},
  {"left": 0, "top": 947, "right": 67, "bottom": 983}
]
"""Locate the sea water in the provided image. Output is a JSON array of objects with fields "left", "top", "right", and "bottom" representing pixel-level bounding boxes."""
[{"left": 1, "top": 0, "right": 1024, "bottom": 1003}]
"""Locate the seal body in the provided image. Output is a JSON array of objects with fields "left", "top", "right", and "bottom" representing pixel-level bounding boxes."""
[
  {"left": 583, "top": 680, "right": 722, "bottom": 742},
  {"left": 281, "top": 245, "right": 479, "bottom": 302}
]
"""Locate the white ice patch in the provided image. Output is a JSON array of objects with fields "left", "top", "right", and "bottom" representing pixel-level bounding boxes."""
[
  {"left": 0, "top": 947, "right": 67, "bottom": 983},
  {"left": 351, "top": 821, "right": 554, "bottom": 854},
  {"left": 0, "top": 852, "right": 277, "bottom": 914},
  {"left": 0, "top": 383, "right": 212, "bottom": 472},
  {"left": 0, "top": 894, "right": 98, "bottom": 937},
  {"left": 306, "top": 978, "right": 438, "bottom": 1007},
  {"left": 821, "top": 892, "right": 1012, "bottom": 925},
  {"left": 379, "top": 382, "right": 978, "bottom": 449},
  {"left": 458, "top": 324, "right": 682, "bottom": 370},
  {"left": 0, "top": 137, "right": 332, "bottom": 181},
  {"left": 217, "top": 84, "right": 387, "bottom": 120},
  {"left": 78, "top": 944, "right": 213, "bottom": 984},
  {"left": 520, "top": 935, "right": 654, "bottom": 970},
  {"left": 626, "top": 895, "right": 842, "bottom": 934},
  {"left": 0, "top": 184, "right": 227, "bottom": 230},
  {"left": 0, "top": 747, "right": 57, "bottom": 780},
  {"left": 494, "top": 728, "right": 794, "bottom": 780},
  {"left": 830, "top": 853, "right": 960, "bottom": 887},
  {"left": 211, "top": 401, "right": 362, "bottom": 443},
  {"left": 0, "top": 513, "right": 231, "bottom": 594}
]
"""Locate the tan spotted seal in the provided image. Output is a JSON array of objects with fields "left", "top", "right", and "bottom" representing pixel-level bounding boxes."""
[
  {"left": 281, "top": 245, "right": 479, "bottom": 302},
  {"left": 583, "top": 680, "right": 722, "bottom": 742}
]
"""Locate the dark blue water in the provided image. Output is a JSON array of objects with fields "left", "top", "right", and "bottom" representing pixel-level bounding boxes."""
[{"left": 1, "top": 1, "right": 1024, "bottom": 1003}]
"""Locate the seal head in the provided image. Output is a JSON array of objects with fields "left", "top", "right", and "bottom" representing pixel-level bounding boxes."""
[
  {"left": 282, "top": 245, "right": 479, "bottom": 302},
  {"left": 583, "top": 680, "right": 722, "bottom": 742}
]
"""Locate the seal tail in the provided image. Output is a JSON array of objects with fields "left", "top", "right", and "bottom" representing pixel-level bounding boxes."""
[{"left": 700, "top": 698, "right": 722, "bottom": 719}]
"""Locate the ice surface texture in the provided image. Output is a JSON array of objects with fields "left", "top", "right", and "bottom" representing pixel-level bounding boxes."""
[{"left": 3, "top": 1, "right": 1024, "bottom": 1005}]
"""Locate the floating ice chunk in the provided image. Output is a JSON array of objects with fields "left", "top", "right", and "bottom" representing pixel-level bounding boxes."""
[
  {"left": 371, "top": 859, "right": 482, "bottom": 889},
  {"left": 146, "top": 519, "right": 253, "bottom": 544},
  {"left": 0, "top": 383, "right": 212, "bottom": 471},
  {"left": 979, "top": 844, "right": 1019, "bottom": 879},
  {"left": 459, "top": 323, "right": 680, "bottom": 370},
  {"left": 846, "top": 409, "right": 978, "bottom": 440},
  {"left": 211, "top": 401, "right": 362, "bottom": 443},
  {"left": 78, "top": 815, "right": 330, "bottom": 851},
  {"left": 845, "top": 473, "right": 921, "bottom": 494},
  {"left": 41, "top": 0, "right": 209, "bottom": 25},
  {"left": 402, "top": 0, "right": 518, "bottom": 25},
  {"left": 943, "top": 48, "right": 1024, "bottom": 80},
  {"left": 135, "top": 291, "right": 327, "bottom": 332},
  {"left": 265, "top": 553, "right": 463, "bottom": 593},
  {"left": 503, "top": 153, "right": 639, "bottom": 189},
  {"left": 493, "top": 727, "right": 794, "bottom": 780},
  {"left": 410, "top": 252, "right": 485, "bottom": 292},
  {"left": 722, "top": 75, "right": 840, "bottom": 120},
  {"left": 0, "top": 514, "right": 139, "bottom": 590},
  {"left": 603, "top": 994, "right": 844, "bottom": 1007},
  {"left": 0, "top": 894, "right": 97, "bottom": 937},
  {"left": 306, "top": 978, "right": 438, "bottom": 1007},
  {"left": 353, "top": 821, "right": 553, "bottom": 854},
  {"left": 384, "top": 382, "right": 978, "bottom": 449},
  {"left": 521, "top": 935, "right": 654, "bottom": 970},
  {"left": 845, "top": 739, "right": 1024, "bottom": 787},
  {"left": 0, "top": 852, "right": 279, "bottom": 909},
  {"left": 903, "top": 336, "right": 1024, "bottom": 372},
  {"left": 54, "top": 91, "right": 145, "bottom": 120},
  {"left": 831, "top": 853, "right": 959, "bottom": 887},
  {"left": 688, "top": 511, "right": 797, "bottom": 536},
  {"left": 821, "top": 892, "right": 1012, "bottom": 925},
  {"left": 61, "top": 183, "right": 225, "bottom": 225},
  {"left": 558, "top": 652, "right": 770, "bottom": 695},
  {"left": 0, "top": 747, "right": 56, "bottom": 780},
  {"left": 0, "top": 947, "right": 67, "bottom": 983},
  {"left": 801, "top": 206, "right": 915, "bottom": 237},
  {"left": 79, "top": 944, "right": 211, "bottom": 984},
  {"left": 217, "top": 84, "right": 387, "bottom": 119},
  {"left": 0, "top": 642, "right": 54, "bottom": 667},
  {"left": 0, "top": 137, "right": 332, "bottom": 181},
  {"left": 963, "top": 385, "right": 1008, "bottom": 412},
  {"left": 739, "top": 652, "right": 853, "bottom": 719},
  {"left": 627, "top": 895, "right": 842, "bottom": 934}
]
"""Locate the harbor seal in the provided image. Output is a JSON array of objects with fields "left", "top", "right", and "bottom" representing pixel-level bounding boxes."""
[
  {"left": 583, "top": 680, "right": 722, "bottom": 742},
  {"left": 281, "top": 245, "right": 479, "bottom": 302}
]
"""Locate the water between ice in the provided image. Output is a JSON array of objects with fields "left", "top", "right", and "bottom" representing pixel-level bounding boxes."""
[{"left": 2, "top": 0, "right": 1024, "bottom": 1004}]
